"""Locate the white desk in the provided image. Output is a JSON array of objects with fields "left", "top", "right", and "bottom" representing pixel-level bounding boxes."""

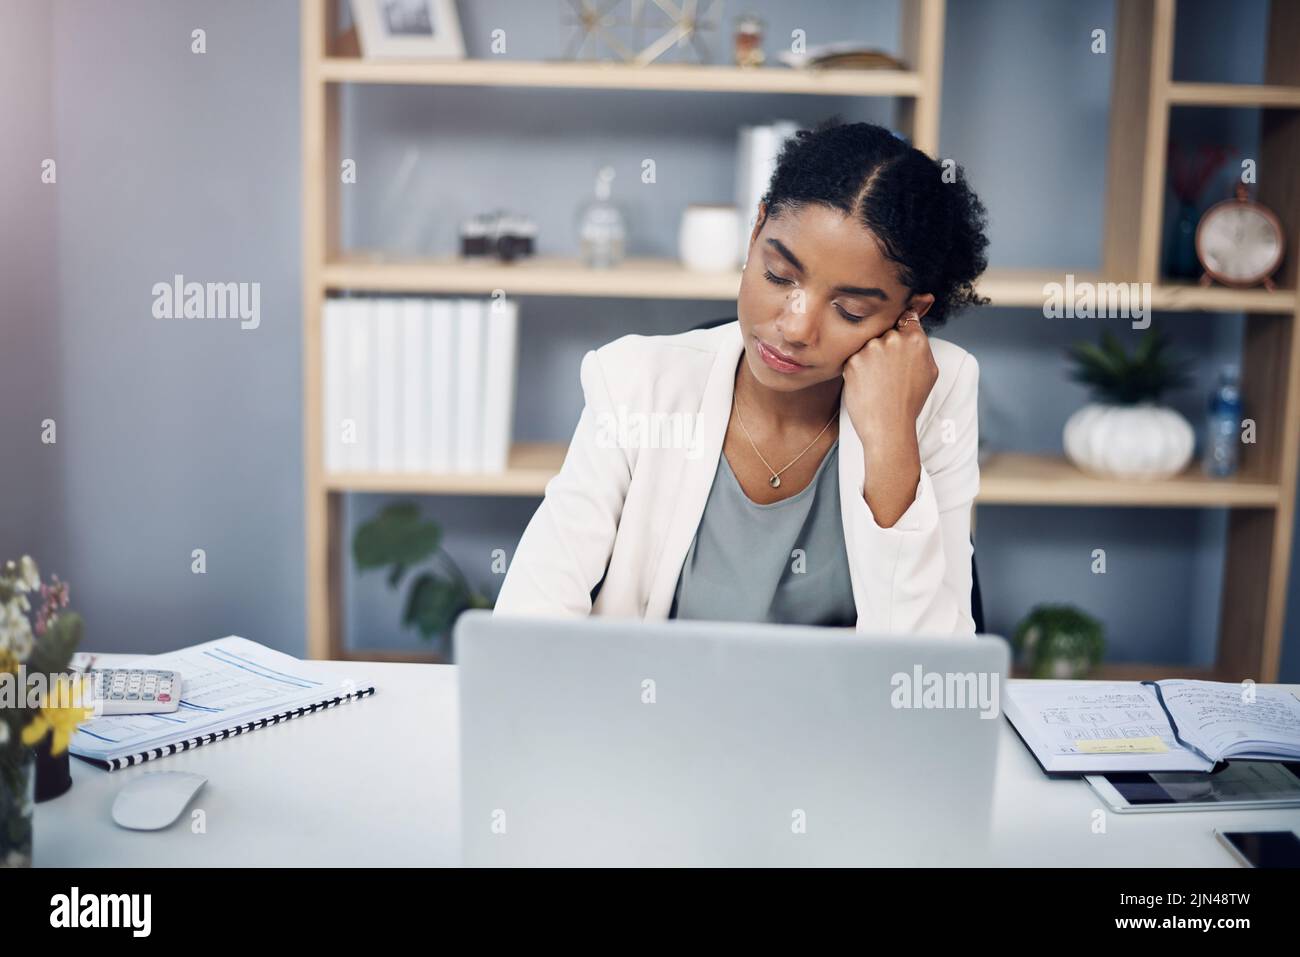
[{"left": 34, "top": 663, "right": 1300, "bottom": 867}]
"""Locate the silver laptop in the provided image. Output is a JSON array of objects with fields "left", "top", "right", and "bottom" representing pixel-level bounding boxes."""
[{"left": 455, "top": 611, "right": 1009, "bottom": 867}]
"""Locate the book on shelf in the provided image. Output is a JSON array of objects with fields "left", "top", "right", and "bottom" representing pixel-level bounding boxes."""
[
  {"left": 429, "top": 299, "right": 455, "bottom": 472},
  {"left": 454, "top": 298, "right": 483, "bottom": 473},
  {"left": 373, "top": 298, "right": 401, "bottom": 472},
  {"left": 322, "top": 295, "right": 518, "bottom": 477},
  {"left": 343, "top": 298, "right": 372, "bottom": 472},
  {"left": 481, "top": 297, "right": 519, "bottom": 473},
  {"left": 399, "top": 298, "right": 429, "bottom": 472},
  {"left": 322, "top": 299, "right": 347, "bottom": 473}
]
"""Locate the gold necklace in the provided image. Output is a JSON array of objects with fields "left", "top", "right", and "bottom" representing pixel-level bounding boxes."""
[{"left": 732, "top": 393, "right": 838, "bottom": 489}]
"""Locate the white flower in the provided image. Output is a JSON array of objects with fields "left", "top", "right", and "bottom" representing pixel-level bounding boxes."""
[
  {"left": 0, "top": 603, "right": 14, "bottom": 654},
  {"left": 0, "top": 602, "right": 32, "bottom": 662},
  {"left": 10, "top": 622, "right": 32, "bottom": 662},
  {"left": 0, "top": 722, "right": 9, "bottom": 745},
  {"left": 15, "top": 556, "right": 39, "bottom": 593}
]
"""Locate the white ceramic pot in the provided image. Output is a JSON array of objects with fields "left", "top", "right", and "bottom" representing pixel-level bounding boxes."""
[
  {"left": 678, "top": 204, "right": 740, "bottom": 272},
  {"left": 1063, "top": 402, "right": 1195, "bottom": 480}
]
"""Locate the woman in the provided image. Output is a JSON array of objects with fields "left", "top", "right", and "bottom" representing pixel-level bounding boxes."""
[{"left": 495, "top": 120, "right": 990, "bottom": 635}]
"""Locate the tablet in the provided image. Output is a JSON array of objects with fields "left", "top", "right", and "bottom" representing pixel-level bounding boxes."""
[{"left": 1087, "top": 761, "right": 1300, "bottom": 813}]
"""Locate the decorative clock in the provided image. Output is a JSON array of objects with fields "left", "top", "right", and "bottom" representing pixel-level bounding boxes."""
[{"left": 1195, "top": 184, "right": 1285, "bottom": 290}]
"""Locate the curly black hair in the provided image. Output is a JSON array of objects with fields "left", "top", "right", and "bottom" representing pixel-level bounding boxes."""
[{"left": 759, "top": 118, "right": 990, "bottom": 329}]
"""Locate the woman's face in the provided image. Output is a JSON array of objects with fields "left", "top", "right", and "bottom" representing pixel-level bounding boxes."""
[{"left": 736, "top": 202, "right": 926, "bottom": 391}]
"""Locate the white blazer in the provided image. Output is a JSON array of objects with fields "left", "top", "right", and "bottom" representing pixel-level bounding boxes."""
[{"left": 494, "top": 320, "right": 981, "bottom": 635}]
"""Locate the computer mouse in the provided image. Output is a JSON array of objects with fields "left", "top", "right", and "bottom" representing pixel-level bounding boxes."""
[{"left": 111, "top": 771, "right": 208, "bottom": 830}]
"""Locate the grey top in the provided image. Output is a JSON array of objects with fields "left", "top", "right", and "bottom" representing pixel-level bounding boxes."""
[{"left": 669, "top": 439, "right": 857, "bottom": 627}]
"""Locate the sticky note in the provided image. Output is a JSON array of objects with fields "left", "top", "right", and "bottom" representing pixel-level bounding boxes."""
[{"left": 1077, "top": 736, "right": 1169, "bottom": 754}]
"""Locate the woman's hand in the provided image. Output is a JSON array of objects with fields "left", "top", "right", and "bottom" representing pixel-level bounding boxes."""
[
  {"left": 841, "top": 313, "right": 939, "bottom": 527},
  {"left": 841, "top": 314, "right": 939, "bottom": 451}
]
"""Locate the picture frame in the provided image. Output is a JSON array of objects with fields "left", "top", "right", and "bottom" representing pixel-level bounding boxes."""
[{"left": 350, "top": 0, "right": 465, "bottom": 60}]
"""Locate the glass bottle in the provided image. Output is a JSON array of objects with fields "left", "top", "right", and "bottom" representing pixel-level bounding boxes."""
[
  {"left": 576, "top": 165, "right": 625, "bottom": 269},
  {"left": 1203, "top": 364, "right": 1242, "bottom": 478}
]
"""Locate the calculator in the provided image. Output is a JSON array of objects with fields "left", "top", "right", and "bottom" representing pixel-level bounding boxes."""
[{"left": 88, "top": 669, "right": 183, "bottom": 716}]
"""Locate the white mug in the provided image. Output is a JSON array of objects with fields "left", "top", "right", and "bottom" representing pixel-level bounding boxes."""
[{"left": 678, "top": 204, "right": 741, "bottom": 272}]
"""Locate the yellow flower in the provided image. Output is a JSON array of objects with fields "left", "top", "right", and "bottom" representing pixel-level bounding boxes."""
[
  {"left": 21, "top": 675, "right": 94, "bottom": 755},
  {"left": 0, "top": 648, "right": 17, "bottom": 674}
]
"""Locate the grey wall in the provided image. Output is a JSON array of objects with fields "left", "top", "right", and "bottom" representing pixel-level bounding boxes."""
[
  {"left": 6, "top": 0, "right": 1297, "bottom": 677},
  {"left": 1, "top": 2, "right": 59, "bottom": 573},
  {"left": 13, "top": 0, "right": 305, "bottom": 655}
]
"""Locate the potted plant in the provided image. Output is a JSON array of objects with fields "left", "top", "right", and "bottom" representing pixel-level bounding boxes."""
[
  {"left": 1, "top": 556, "right": 88, "bottom": 867},
  {"left": 1013, "top": 604, "right": 1106, "bottom": 679},
  {"left": 1063, "top": 328, "right": 1196, "bottom": 480},
  {"left": 352, "top": 504, "right": 492, "bottom": 646}
]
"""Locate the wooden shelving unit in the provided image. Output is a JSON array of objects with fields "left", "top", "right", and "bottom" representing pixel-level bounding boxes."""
[
  {"left": 1165, "top": 82, "right": 1300, "bottom": 108},
  {"left": 318, "top": 55, "right": 925, "bottom": 96},
  {"left": 1098, "top": 0, "right": 1300, "bottom": 682},
  {"left": 324, "top": 442, "right": 566, "bottom": 496},
  {"left": 976, "top": 453, "right": 1279, "bottom": 509},
  {"left": 302, "top": 0, "right": 1299, "bottom": 680},
  {"left": 302, "top": 0, "right": 946, "bottom": 663},
  {"left": 324, "top": 255, "right": 1300, "bottom": 313},
  {"left": 319, "top": 444, "right": 1282, "bottom": 509},
  {"left": 322, "top": 253, "right": 745, "bottom": 301}
]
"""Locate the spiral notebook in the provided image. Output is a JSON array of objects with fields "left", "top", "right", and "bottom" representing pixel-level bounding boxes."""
[{"left": 69, "top": 636, "right": 376, "bottom": 771}]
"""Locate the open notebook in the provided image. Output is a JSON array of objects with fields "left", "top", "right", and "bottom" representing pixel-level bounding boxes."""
[
  {"left": 70, "top": 637, "right": 375, "bottom": 771},
  {"left": 1004, "top": 679, "right": 1300, "bottom": 774}
]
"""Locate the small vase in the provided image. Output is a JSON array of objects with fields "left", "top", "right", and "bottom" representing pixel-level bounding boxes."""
[
  {"left": 1063, "top": 401, "right": 1195, "bottom": 480},
  {"left": 34, "top": 735, "right": 72, "bottom": 803},
  {"left": 1164, "top": 200, "right": 1200, "bottom": 280},
  {"left": 1, "top": 748, "right": 36, "bottom": 868},
  {"left": 678, "top": 204, "right": 741, "bottom": 272},
  {"left": 1035, "top": 654, "right": 1099, "bottom": 680}
]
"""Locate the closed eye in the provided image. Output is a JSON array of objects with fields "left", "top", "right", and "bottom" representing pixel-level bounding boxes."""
[{"left": 765, "top": 269, "right": 866, "bottom": 323}]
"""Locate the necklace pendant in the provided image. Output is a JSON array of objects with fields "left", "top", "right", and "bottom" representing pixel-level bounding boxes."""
[{"left": 769, "top": 475, "right": 781, "bottom": 488}]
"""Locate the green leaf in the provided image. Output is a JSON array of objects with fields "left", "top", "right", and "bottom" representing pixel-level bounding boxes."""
[
  {"left": 1069, "top": 341, "right": 1122, "bottom": 377},
  {"left": 1099, "top": 330, "right": 1125, "bottom": 362},
  {"left": 405, "top": 572, "right": 473, "bottom": 639},
  {"left": 352, "top": 503, "right": 441, "bottom": 571},
  {"left": 1135, "top": 329, "right": 1160, "bottom": 364},
  {"left": 402, "top": 573, "right": 466, "bottom": 640},
  {"left": 1066, "top": 328, "right": 1192, "bottom": 404}
]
